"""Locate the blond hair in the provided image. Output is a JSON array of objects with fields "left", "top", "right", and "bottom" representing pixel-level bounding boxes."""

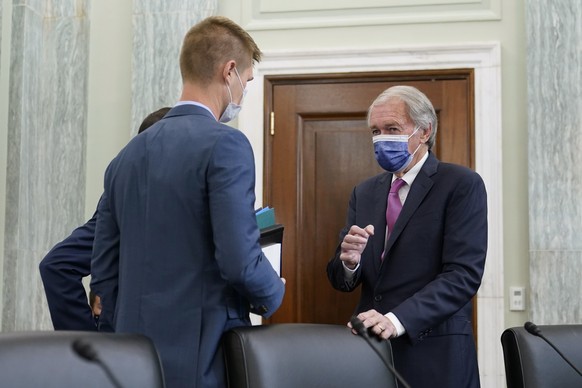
[{"left": 179, "top": 16, "right": 261, "bottom": 85}]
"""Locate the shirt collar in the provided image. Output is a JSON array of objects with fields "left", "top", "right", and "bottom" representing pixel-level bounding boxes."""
[
  {"left": 174, "top": 101, "right": 216, "bottom": 120},
  {"left": 394, "top": 151, "right": 429, "bottom": 186}
]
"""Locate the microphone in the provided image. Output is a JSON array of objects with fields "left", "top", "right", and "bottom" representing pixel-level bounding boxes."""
[
  {"left": 524, "top": 321, "right": 582, "bottom": 377},
  {"left": 72, "top": 338, "right": 124, "bottom": 388},
  {"left": 350, "top": 316, "right": 411, "bottom": 388}
]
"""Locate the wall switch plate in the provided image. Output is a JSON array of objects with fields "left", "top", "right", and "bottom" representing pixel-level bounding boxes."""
[{"left": 509, "top": 286, "right": 526, "bottom": 311}]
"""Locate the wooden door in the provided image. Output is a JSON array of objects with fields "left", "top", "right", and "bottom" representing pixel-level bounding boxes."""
[{"left": 263, "top": 70, "right": 475, "bottom": 327}]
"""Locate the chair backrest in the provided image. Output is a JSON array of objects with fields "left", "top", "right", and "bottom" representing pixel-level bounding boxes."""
[
  {"left": 223, "top": 323, "right": 398, "bottom": 388},
  {"left": 501, "top": 324, "right": 582, "bottom": 388},
  {"left": 0, "top": 330, "right": 165, "bottom": 388}
]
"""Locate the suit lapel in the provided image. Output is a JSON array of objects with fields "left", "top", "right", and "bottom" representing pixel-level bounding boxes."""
[
  {"left": 383, "top": 153, "right": 439, "bottom": 255},
  {"left": 372, "top": 173, "right": 391, "bottom": 272}
]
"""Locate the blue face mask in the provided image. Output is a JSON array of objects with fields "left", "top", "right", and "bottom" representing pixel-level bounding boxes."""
[{"left": 373, "top": 127, "right": 420, "bottom": 173}]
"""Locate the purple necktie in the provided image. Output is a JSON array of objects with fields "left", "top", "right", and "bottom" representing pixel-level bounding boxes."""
[
  {"left": 381, "top": 178, "right": 406, "bottom": 261},
  {"left": 386, "top": 178, "right": 406, "bottom": 236}
]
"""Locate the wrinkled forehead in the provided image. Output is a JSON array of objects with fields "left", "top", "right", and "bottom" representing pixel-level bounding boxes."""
[{"left": 368, "top": 98, "right": 412, "bottom": 126}]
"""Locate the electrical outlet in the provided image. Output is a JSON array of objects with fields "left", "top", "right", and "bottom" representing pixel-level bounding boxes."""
[{"left": 509, "top": 286, "right": 526, "bottom": 311}]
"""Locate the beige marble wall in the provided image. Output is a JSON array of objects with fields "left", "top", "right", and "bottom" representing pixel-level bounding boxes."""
[
  {"left": 1, "top": 1, "right": 218, "bottom": 331},
  {"left": 131, "top": 0, "right": 216, "bottom": 134},
  {"left": 2, "top": 1, "right": 90, "bottom": 330},
  {"left": 527, "top": 0, "right": 582, "bottom": 324},
  {"left": 0, "top": 1, "right": 3, "bottom": 59}
]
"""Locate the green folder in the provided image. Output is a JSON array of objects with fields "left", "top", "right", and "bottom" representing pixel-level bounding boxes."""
[{"left": 256, "top": 207, "right": 276, "bottom": 230}]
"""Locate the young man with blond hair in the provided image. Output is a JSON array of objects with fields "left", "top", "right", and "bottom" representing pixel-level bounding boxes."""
[{"left": 91, "top": 17, "right": 285, "bottom": 388}]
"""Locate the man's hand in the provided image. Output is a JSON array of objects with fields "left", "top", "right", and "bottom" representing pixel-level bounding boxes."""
[
  {"left": 339, "top": 224, "right": 374, "bottom": 269},
  {"left": 348, "top": 309, "right": 397, "bottom": 340}
]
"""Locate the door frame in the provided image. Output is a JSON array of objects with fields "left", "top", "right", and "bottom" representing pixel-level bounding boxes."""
[{"left": 238, "top": 42, "right": 503, "bottom": 387}]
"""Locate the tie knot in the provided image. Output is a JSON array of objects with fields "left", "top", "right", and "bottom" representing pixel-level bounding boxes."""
[{"left": 390, "top": 178, "right": 406, "bottom": 194}]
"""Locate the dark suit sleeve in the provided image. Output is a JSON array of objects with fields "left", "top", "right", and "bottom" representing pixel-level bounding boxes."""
[
  {"left": 90, "top": 188, "right": 120, "bottom": 332},
  {"left": 207, "top": 130, "right": 285, "bottom": 318},
  {"left": 394, "top": 172, "right": 488, "bottom": 343},
  {"left": 39, "top": 216, "right": 96, "bottom": 331},
  {"left": 327, "top": 187, "right": 363, "bottom": 292}
]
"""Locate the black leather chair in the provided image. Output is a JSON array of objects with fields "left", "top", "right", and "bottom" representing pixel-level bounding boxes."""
[
  {"left": 223, "top": 323, "right": 398, "bottom": 388},
  {"left": 501, "top": 324, "right": 582, "bottom": 388},
  {"left": 0, "top": 331, "right": 165, "bottom": 388}
]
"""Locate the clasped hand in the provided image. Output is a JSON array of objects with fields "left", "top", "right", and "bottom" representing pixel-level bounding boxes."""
[{"left": 339, "top": 224, "right": 374, "bottom": 270}]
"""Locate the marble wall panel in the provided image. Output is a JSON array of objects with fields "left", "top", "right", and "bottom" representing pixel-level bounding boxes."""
[
  {"left": 527, "top": 0, "right": 582, "bottom": 323},
  {"left": 530, "top": 251, "right": 582, "bottom": 324},
  {"left": 2, "top": 0, "right": 217, "bottom": 331},
  {"left": 134, "top": 0, "right": 216, "bottom": 13},
  {"left": 131, "top": 0, "right": 217, "bottom": 135},
  {"left": 2, "top": 1, "right": 89, "bottom": 331},
  {"left": 1, "top": 1, "right": 3, "bottom": 60}
]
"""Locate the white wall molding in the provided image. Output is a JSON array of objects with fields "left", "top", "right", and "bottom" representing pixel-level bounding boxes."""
[
  {"left": 242, "top": 0, "right": 501, "bottom": 30},
  {"left": 239, "top": 42, "right": 504, "bottom": 387}
]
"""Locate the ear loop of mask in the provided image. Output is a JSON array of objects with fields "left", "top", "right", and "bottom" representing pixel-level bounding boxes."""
[
  {"left": 409, "top": 126, "right": 423, "bottom": 157},
  {"left": 232, "top": 67, "right": 246, "bottom": 103}
]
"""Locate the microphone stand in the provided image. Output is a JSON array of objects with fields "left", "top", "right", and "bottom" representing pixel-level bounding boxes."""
[
  {"left": 351, "top": 316, "right": 411, "bottom": 388},
  {"left": 72, "top": 338, "right": 124, "bottom": 388},
  {"left": 524, "top": 321, "right": 582, "bottom": 377}
]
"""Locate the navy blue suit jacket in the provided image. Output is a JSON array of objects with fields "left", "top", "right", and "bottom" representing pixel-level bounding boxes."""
[
  {"left": 39, "top": 214, "right": 97, "bottom": 331},
  {"left": 91, "top": 104, "right": 285, "bottom": 388},
  {"left": 327, "top": 152, "right": 487, "bottom": 388}
]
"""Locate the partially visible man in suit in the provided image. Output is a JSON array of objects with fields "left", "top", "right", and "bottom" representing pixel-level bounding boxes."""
[
  {"left": 39, "top": 107, "right": 171, "bottom": 331},
  {"left": 91, "top": 16, "right": 285, "bottom": 388},
  {"left": 327, "top": 85, "right": 487, "bottom": 388}
]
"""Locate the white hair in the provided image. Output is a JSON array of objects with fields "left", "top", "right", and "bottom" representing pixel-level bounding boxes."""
[{"left": 367, "top": 85, "right": 438, "bottom": 149}]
